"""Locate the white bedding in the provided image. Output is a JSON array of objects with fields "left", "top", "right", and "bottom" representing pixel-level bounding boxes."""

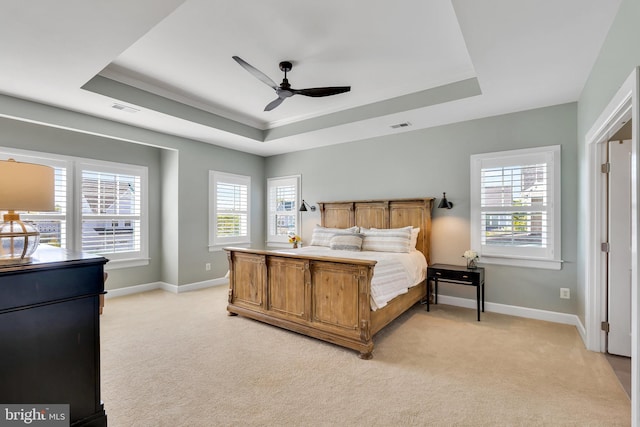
[{"left": 273, "top": 246, "right": 427, "bottom": 311}]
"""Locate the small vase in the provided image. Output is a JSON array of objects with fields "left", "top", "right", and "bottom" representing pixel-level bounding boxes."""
[
  {"left": 466, "top": 258, "right": 477, "bottom": 269},
  {"left": 293, "top": 242, "right": 298, "bottom": 249}
]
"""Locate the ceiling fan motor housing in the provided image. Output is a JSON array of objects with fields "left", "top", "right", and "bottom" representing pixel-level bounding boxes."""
[
  {"left": 279, "top": 61, "right": 293, "bottom": 72},
  {"left": 279, "top": 61, "right": 292, "bottom": 89}
]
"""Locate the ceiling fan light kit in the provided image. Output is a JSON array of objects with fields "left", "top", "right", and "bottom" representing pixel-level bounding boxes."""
[{"left": 232, "top": 56, "right": 351, "bottom": 111}]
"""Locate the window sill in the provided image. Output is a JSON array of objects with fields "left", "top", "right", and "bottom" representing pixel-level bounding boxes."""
[
  {"left": 209, "top": 243, "right": 251, "bottom": 252},
  {"left": 266, "top": 241, "right": 293, "bottom": 249},
  {"left": 479, "top": 255, "right": 563, "bottom": 270},
  {"left": 104, "top": 257, "right": 150, "bottom": 270}
]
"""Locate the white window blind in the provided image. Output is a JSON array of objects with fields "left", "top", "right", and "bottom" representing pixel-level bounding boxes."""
[
  {"left": 0, "top": 152, "right": 68, "bottom": 249},
  {"left": 470, "top": 145, "right": 561, "bottom": 269},
  {"left": 210, "top": 171, "right": 250, "bottom": 247},
  {"left": 481, "top": 162, "right": 548, "bottom": 248},
  {"left": 80, "top": 169, "right": 142, "bottom": 255},
  {"left": 27, "top": 165, "right": 68, "bottom": 248},
  {"left": 267, "top": 176, "right": 300, "bottom": 244}
]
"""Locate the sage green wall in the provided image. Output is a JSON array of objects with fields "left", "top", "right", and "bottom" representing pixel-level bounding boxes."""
[
  {"left": 576, "top": 0, "right": 640, "bottom": 325},
  {"left": 0, "top": 95, "right": 264, "bottom": 290},
  {"left": 161, "top": 148, "right": 180, "bottom": 286},
  {"left": 266, "top": 103, "right": 578, "bottom": 314},
  {"left": 0, "top": 116, "right": 162, "bottom": 288},
  {"left": 172, "top": 136, "right": 264, "bottom": 285}
]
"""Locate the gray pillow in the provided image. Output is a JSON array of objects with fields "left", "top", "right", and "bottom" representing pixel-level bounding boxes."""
[{"left": 329, "top": 233, "right": 364, "bottom": 251}]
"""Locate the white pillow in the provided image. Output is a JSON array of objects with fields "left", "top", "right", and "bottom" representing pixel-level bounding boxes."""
[
  {"left": 369, "top": 226, "right": 419, "bottom": 249},
  {"left": 361, "top": 226, "right": 413, "bottom": 253},
  {"left": 309, "top": 226, "right": 359, "bottom": 247},
  {"left": 411, "top": 227, "right": 420, "bottom": 249}
]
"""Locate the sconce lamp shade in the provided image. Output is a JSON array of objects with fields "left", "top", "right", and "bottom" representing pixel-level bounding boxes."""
[
  {"left": 299, "top": 200, "right": 316, "bottom": 212},
  {"left": 437, "top": 192, "right": 453, "bottom": 209},
  {"left": 0, "top": 159, "right": 55, "bottom": 264}
]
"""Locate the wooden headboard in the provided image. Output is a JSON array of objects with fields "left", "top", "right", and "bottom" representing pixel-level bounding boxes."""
[{"left": 317, "top": 198, "right": 434, "bottom": 264}]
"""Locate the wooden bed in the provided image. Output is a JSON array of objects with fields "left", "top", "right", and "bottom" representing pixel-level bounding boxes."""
[{"left": 225, "top": 197, "right": 433, "bottom": 359}]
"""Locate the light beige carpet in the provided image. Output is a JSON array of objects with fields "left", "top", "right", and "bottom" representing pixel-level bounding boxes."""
[{"left": 101, "top": 286, "right": 630, "bottom": 426}]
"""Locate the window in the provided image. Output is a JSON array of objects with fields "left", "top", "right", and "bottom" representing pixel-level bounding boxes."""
[
  {"left": 209, "top": 171, "right": 250, "bottom": 248},
  {"left": 267, "top": 175, "right": 300, "bottom": 244},
  {"left": 20, "top": 158, "right": 68, "bottom": 249},
  {"left": 470, "top": 145, "right": 561, "bottom": 269},
  {"left": 78, "top": 162, "right": 145, "bottom": 261},
  {"left": 1, "top": 147, "right": 149, "bottom": 269}
]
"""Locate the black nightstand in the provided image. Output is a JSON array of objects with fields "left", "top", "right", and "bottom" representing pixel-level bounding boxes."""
[{"left": 426, "top": 263, "right": 485, "bottom": 321}]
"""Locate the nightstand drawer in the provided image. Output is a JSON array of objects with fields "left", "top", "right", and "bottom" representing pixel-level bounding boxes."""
[
  {"left": 432, "top": 270, "right": 471, "bottom": 280},
  {"left": 427, "top": 264, "right": 484, "bottom": 283},
  {"left": 430, "top": 269, "right": 476, "bottom": 282}
]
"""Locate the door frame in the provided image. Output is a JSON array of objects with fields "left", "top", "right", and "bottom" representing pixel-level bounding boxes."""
[{"left": 584, "top": 67, "right": 639, "bottom": 423}]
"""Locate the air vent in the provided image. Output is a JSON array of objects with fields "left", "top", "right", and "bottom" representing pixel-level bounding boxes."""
[
  {"left": 111, "top": 103, "right": 140, "bottom": 113},
  {"left": 390, "top": 121, "right": 412, "bottom": 129}
]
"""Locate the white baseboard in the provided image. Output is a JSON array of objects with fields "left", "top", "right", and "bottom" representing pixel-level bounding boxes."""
[
  {"left": 436, "top": 294, "right": 581, "bottom": 327},
  {"left": 105, "top": 277, "right": 228, "bottom": 299},
  {"left": 168, "top": 277, "right": 229, "bottom": 293},
  {"left": 575, "top": 317, "right": 587, "bottom": 344},
  {"left": 105, "top": 281, "right": 164, "bottom": 299},
  {"left": 107, "top": 281, "right": 583, "bottom": 331}
]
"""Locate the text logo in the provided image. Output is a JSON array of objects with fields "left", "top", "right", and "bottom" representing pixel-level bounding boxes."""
[{"left": 0, "top": 405, "right": 68, "bottom": 427}]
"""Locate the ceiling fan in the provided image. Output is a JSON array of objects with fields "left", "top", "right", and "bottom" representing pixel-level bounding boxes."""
[{"left": 232, "top": 56, "right": 351, "bottom": 111}]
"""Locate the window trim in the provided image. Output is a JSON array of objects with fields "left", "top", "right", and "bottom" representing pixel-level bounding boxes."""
[
  {"left": 209, "top": 170, "right": 251, "bottom": 250},
  {"left": 470, "top": 145, "right": 562, "bottom": 270},
  {"left": 0, "top": 147, "right": 149, "bottom": 270},
  {"left": 75, "top": 159, "right": 149, "bottom": 268},
  {"left": 266, "top": 175, "right": 301, "bottom": 246}
]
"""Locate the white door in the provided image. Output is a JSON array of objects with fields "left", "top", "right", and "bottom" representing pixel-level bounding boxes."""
[{"left": 607, "top": 139, "right": 632, "bottom": 357}]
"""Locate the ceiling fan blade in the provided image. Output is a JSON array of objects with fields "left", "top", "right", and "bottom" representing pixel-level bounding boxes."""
[
  {"left": 264, "top": 97, "right": 285, "bottom": 111},
  {"left": 292, "top": 86, "right": 351, "bottom": 97},
  {"left": 232, "top": 56, "right": 278, "bottom": 90}
]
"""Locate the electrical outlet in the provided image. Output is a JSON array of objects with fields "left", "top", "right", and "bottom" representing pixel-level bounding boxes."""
[
  {"left": 205, "top": 263, "right": 211, "bottom": 271},
  {"left": 560, "top": 288, "right": 570, "bottom": 299}
]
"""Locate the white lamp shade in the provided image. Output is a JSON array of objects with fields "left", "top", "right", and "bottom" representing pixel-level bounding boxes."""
[{"left": 0, "top": 159, "right": 55, "bottom": 212}]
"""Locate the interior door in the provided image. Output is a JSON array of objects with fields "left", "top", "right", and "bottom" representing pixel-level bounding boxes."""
[{"left": 607, "top": 139, "right": 632, "bottom": 357}]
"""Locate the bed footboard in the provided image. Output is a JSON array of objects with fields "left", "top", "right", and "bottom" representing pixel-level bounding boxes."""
[{"left": 226, "top": 248, "right": 378, "bottom": 358}]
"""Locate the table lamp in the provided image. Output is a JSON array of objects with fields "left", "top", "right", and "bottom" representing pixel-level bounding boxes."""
[{"left": 0, "top": 158, "right": 55, "bottom": 264}]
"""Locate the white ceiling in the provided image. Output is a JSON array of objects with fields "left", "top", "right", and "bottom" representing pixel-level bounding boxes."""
[{"left": 0, "top": 0, "right": 622, "bottom": 156}]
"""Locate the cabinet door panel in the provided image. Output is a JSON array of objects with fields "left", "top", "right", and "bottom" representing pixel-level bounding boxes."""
[
  {"left": 311, "top": 262, "right": 360, "bottom": 333},
  {"left": 231, "top": 253, "right": 265, "bottom": 308},
  {"left": 267, "top": 257, "right": 308, "bottom": 320}
]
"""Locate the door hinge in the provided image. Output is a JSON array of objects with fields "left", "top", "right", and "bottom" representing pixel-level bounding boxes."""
[
  {"left": 601, "top": 242, "right": 610, "bottom": 253},
  {"left": 601, "top": 321, "right": 610, "bottom": 333},
  {"left": 601, "top": 162, "right": 611, "bottom": 173}
]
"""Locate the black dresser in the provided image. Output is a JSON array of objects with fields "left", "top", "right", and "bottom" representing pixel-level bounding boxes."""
[{"left": 0, "top": 245, "right": 108, "bottom": 426}]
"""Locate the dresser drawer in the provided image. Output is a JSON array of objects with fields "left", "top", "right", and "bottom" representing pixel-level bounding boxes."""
[{"left": 0, "top": 263, "right": 105, "bottom": 312}]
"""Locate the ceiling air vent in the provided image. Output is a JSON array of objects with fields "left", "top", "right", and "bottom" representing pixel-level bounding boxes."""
[
  {"left": 111, "top": 103, "right": 140, "bottom": 113},
  {"left": 390, "top": 121, "right": 411, "bottom": 129}
]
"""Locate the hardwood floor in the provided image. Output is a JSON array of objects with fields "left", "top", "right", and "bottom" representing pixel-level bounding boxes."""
[{"left": 606, "top": 353, "right": 631, "bottom": 398}]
